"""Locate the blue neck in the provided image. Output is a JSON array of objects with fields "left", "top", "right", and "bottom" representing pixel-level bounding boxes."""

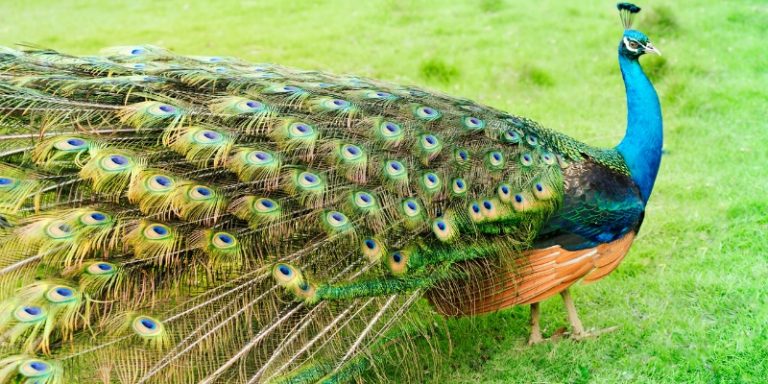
[{"left": 615, "top": 53, "right": 663, "bottom": 204}]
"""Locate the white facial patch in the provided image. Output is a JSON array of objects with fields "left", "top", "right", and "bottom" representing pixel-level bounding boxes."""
[{"left": 623, "top": 37, "right": 640, "bottom": 53}]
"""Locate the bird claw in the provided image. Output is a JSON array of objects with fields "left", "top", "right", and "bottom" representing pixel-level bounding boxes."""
[{"left": 527, "top": 333, "right": 545, "bottom": 345}]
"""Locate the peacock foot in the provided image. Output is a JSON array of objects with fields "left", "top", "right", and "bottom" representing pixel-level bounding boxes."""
[
  {"left": 567, "top": 326, "right": 619, "bottom": 341},
  {"left": 527, "top": 331, "right": 545, "bottom": 345}
]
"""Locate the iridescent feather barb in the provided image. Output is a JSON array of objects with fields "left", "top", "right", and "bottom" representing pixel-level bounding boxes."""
[{"left": 0, "top": 3, "right": 662, "bottom": 381}]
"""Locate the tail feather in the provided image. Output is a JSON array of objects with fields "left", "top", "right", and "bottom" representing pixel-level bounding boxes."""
[{"left": 0, "top": 45, "right": 576, "bottom": 383}]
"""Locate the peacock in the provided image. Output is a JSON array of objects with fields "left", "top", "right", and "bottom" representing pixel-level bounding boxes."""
[{"left": 0, "top": 3, "right": 662, "bottom": 383}]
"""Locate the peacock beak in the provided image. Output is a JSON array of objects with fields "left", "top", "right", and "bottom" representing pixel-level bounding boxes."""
[{"left": 644, "top": 42, "right": 661, "bottom": 56}]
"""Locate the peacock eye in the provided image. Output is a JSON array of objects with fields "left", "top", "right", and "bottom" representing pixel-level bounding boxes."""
[{"left": 629, "top": 41, "right": 639, "bottom": 49}]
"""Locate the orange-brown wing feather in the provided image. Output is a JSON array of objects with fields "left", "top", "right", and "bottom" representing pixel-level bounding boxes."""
[{"left": 429, "top": 231, "right": 636, "bottom": 316}]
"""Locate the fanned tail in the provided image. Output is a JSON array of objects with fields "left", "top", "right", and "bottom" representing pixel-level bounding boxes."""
[{"left": 0, "top": 45, "right": 573, "bottom": 383}]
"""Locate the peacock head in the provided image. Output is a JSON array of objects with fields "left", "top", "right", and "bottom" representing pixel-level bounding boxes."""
[
  {"left": 620, "top": 30, "right": 660, "bottom": 59},
  {"left": 617, "top": 3, "right": 660, "bottom": 59}
]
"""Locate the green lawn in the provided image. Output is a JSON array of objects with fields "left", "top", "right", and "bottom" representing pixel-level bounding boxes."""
[{"left": 2, "top": 0, "right": 766, "bottom": 382}]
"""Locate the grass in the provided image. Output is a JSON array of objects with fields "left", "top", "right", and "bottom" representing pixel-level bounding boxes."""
[{"left": 1, "top": 0, "right": 767, "bottom": 382}]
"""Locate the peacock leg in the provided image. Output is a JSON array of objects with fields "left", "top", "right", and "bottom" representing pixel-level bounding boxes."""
[
  {"left": 560, "top": 289, "right": 586, "bottom": 337},
  {"left": 528, "top": 302, "right": 544, "bottom": 345},
  {"left": 560, "top": 288, "right": 618, "bottom": 340}
]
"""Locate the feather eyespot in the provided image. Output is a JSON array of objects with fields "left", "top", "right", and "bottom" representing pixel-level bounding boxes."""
[
  {"left": 364, "top": 91, "right": 398, "bottom": 101},
  {"left": 384, "top": 160, "right": 406, "bottom": 177},
  {"left": 325, "top": 211, "right": 349, "bottom": 227},
  {"left": 273, "top": 263, "right": 303, "bottom": 287},
  {"left": 454, "top": 148, "right": 470, "bottom": 165},
  {"left": 145, "top": 174, "right": 175, "bottom": 192},
  {"left": 414, "top": 105, "right": 442, "bottom": 121},
  {"left": 421, "top": 172, "right": 441, "bottom": 190},
  {"left": 541, "top": 152, "right": 556, "bottom": 165},
  {"left": 486, "top": 151, "right": 505, "bottom": 170},
  {"left": 18, "top": 359, "right": 52, "bottom": 378},
  {"left": 498, "top": 183, "right": 513, "bottom": 202},
  {"left": 451, "top": 178, "right": 468, "bottom": 195},
  {"left": 147, "top": 103, "right": 178, "bottom": 116},
  {"left": 297, "top": 171, "right": 324, "bottom": 190},
  {"left": 501, "top": 129, "right": 521, "bottom": 144},
  {"left": 287, "top": 122, "right": 316, "bottom": 139},
  {"left": 86, "top": 262, "right": 116, "bottom": 275},
  {"left": 245, "top": 150, "right": 275, "bottom": 165},
  {"left": 0, "top": 176, "right": 18, "bottom": 189},
  {"left": 482, "top": 200, "right": 493, "bottom": 211},
  {"left": 79, "top": 210, "right": 111, "bottom": 226},
  {"left": 188, "top": 185, "right": 215, "bottom": 201},
  {"left": 361, "top": 238, "right": 384, "bottom": 261},
  {"left": 520, "top": 153, "right": 534, "bottom": 166},
  {"left": 526, "top": 135, "right": 539, "bottom": 146},
  {"left": 132, "top": 315, "right": 164, "bottom": 337},
  {"left": 192, "top": 129, "right": 224, "bottom": 145},
  {"left": 212, "top": 232, "right": 238, "bottom": 249},
  {"left": 353, "top": 191, "right": 377, "bottom": 209},
  {"left": 401, "top": 198, "right": 422, "bottom": 217},
  {"left": 13, "top": 305, "right": 46, "bottom": 323},
  {"left": 462, "top": 116, "right": 485, "bottom": 130},
  {"left": 143, "top": 223, "right": 172, "bottom": 240},
  {"left": 45, "top": 220, "right": 74, "bottom": 239},
  {"left": 53, "top": 137, "right": 89, "bottom": 152},
  {"left": 293, "top": 281, "right": 317, "bottom": 300},
  {"left": 388, "top": 250, "right": 410, "bottom": 275},
  {"left": 267, "top": 84, "right": 304, "bottom": 94},
  {"left": 253, "top": 197, "right": 280, "bottom": 213},
  {"left": 236, "top": 99, "right": 266, "bottom": 113},
  {"left": 512, "top": 193, "right": 534, "bottom": 212},
  {"left": 320, "top": 98, "right": 352, "bottom": 110},
  {"left": 100, "top": 154, "right": 134, "bottom": 172},
  {"left": 278, "top": 264, "right": 292, "bottom": 277},
  {"left": 340, "top": 144, "right": 364, "bottom": 161},
  {"left": 45, "top": 285, "right": 78, "bottom": 304},
  {"left": 379, "top": 121, "right": 402, "bottom": 138},
  {"left": 432, "top": 218, "right": 458, "bottom": 242},
  {"left": 468, "top": 202, "right": 484, "bottom": 222},
  {"left": 532, "top": 181, "right": 554, "bottom": 200},
  {"left": 420, "top": 134, "right": 441, "bottom": 151}
]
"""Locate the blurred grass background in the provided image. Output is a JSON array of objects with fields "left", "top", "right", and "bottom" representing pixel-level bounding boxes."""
[{"left": 1, "top": 0, "right": 766, "bottom": 382}]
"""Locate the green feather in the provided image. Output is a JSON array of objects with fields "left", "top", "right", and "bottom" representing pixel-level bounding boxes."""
[
  {"left": 171, "top": 184, "right": 227, "bottom": 224},
  {"left": 79, "top": 149, "right": 144, "bottom": 198},
  {"left": 168, "top": 126, "right": 234, "bottom": 167},
  {"left": 226, "top": 147, "right": 282, "bottom": 189},
  {"left": 0, "top": 165, "right": 43, "bottom": 214},
  {"left": 124, "top": 221, "right": 182, "bottom": 265},
  {"left": 229, "top": 195, "right": 283, "bottom": 228},
  {"left": 118, "top": 101, "right": 184, "bottom": 130}
]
